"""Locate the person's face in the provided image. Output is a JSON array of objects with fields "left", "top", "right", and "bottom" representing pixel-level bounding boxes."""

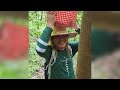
[{"left": 52, "top": 34, "right": 68, "bottom": 51}]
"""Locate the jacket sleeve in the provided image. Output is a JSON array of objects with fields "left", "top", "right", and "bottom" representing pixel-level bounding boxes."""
[
  {"left": 35, "top": 26, "right": 53, "bottom": 59},
  {"left": 68, "top": 28, "right": 80, "bottom": 57},
  {"left": 69, "top": 41, "right": 79, "bottom": 57},
  {"left": 75, "top": 28, "right": 80, "bottom": 34}
]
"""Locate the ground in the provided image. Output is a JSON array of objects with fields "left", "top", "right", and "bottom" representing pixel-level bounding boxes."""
[{"left": 92, "top": 49, "right": 120, "bottom": 79}]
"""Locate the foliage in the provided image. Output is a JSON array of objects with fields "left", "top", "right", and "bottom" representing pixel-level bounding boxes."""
[{"left": 29, "top": 11, "right": 46, "bottom": 38}]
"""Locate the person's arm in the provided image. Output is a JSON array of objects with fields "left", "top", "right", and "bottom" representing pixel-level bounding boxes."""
[
  {"left": 36, "top": 11, "right": 55, "bottom": 59},
  {"left": 69, "top": 41, "right": 79, "bottom": 57},
  {"left": 69, "top": 24, "right": 80, "bottom": 57},
  {"left": 74, "top": 23, "right": 80, "bottom": 34},
  {"left": 75, "top": 28, "right": 80, "bottom": 34},
  {"left": 36, "top": 27, "right": 53, "bottom": 58}
]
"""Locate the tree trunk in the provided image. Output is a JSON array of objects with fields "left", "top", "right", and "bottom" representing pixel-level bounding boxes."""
[{"left": 76, "top": 11, "right": 91, "bottom": 79}]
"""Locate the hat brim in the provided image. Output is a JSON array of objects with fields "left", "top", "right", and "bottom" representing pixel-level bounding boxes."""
[
  {"left": 68, "top": 33, "right": 77, "bottom": 38},
  {"left": 51, "top": 32, "right": 77, "bottom": 38}
]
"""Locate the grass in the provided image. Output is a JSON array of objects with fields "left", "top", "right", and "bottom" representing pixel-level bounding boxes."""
[{"left": 0, "top": 60, "right": 28, "bottom": 79}]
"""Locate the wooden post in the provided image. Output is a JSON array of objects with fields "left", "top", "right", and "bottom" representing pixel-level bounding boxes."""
[{"left": 76, "top": 11, "right": 91, "bottom": 79}]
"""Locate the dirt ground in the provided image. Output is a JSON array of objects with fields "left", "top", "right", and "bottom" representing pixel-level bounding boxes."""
[{"left": 92, "top": 49, "right": 120, "bottom": 79}]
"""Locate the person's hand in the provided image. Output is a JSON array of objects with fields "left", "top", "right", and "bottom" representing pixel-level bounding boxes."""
[
  {"left": 74, "top": 22, "right": 80, "bottom": 31},
  {"left": 74, "top": 22, "right": 80, "bottom": 34},
  {"left": 46, "top": 11, "right": 55, "bottom": 29}
]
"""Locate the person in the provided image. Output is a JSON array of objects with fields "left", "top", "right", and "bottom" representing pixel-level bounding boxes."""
[{"left": 35, "top": 11, "right": 80, "bottom": 79}]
